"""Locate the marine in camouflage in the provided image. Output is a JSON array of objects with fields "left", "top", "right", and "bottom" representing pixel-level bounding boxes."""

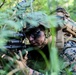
[{"left": 1, "top": 0, "right": 76, "bottom": 75}]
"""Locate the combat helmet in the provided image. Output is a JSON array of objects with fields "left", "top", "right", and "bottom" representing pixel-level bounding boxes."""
[
  {"left": 23, "top": 11, "right": 65, "bottom": 33},
  {"left": 24, "top": 11, "right": 51, "bottom": 32}
]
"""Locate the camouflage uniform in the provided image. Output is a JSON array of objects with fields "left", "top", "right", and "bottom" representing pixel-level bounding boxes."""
[
  {"left": 56, "top": 7, "right": 76, "bottom": 75},
  {"left": 61, "top": 40, "right": 76, "bottom": 74},
  {"left": 24, "top": 8, "right": 76, "bottom": 75},
  {"left": 3, "top": 0, "right": 76, "bottom": 74}
]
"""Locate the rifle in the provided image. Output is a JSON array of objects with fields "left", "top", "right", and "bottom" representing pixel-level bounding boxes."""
[
  {"left": 0, "top": 0, "right": 31, "bottom": 55},
  {"left": 5, "top": 31, "right": 26, "bottom": 50}
]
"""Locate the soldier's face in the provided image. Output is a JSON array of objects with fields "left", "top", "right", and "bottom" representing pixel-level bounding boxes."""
[{"left": 26, "top": 28, "right": 46, "bottom": 47}]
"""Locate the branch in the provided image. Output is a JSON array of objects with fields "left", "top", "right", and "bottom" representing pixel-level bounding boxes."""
[{"left": 0, "top": 0, "right": 5, "bottom": 8}]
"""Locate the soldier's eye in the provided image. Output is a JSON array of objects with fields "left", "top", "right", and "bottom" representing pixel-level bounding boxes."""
[
  {"left": 33, "top": 29, "right": 41, "bottom": 39},
  {"left": 26, "top": 29, "right": 41, "bottom": 39}
]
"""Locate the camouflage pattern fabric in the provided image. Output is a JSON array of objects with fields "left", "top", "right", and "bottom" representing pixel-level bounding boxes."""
[
  {"left": 29, "top": 68, "right": 44, "bottom": 75},
  {"left": 63, "top": 40, "right": 76, "bottom": 74}
]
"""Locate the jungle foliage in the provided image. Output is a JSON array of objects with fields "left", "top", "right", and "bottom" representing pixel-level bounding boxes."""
[{"left": 0, "top": 0, "right": 76, "bottom": 75}]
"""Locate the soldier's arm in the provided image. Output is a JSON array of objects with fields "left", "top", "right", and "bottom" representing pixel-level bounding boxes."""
[
  {"left": 63, "top": 40, "right": 76, "bottom": 72},
  {"left": 56, "top": 7, "right": 76, "bottom": 38}
]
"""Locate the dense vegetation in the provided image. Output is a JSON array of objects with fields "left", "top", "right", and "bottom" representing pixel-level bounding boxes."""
[{"left": 0, "top": 0, "right": 76, "bottom": 75}]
